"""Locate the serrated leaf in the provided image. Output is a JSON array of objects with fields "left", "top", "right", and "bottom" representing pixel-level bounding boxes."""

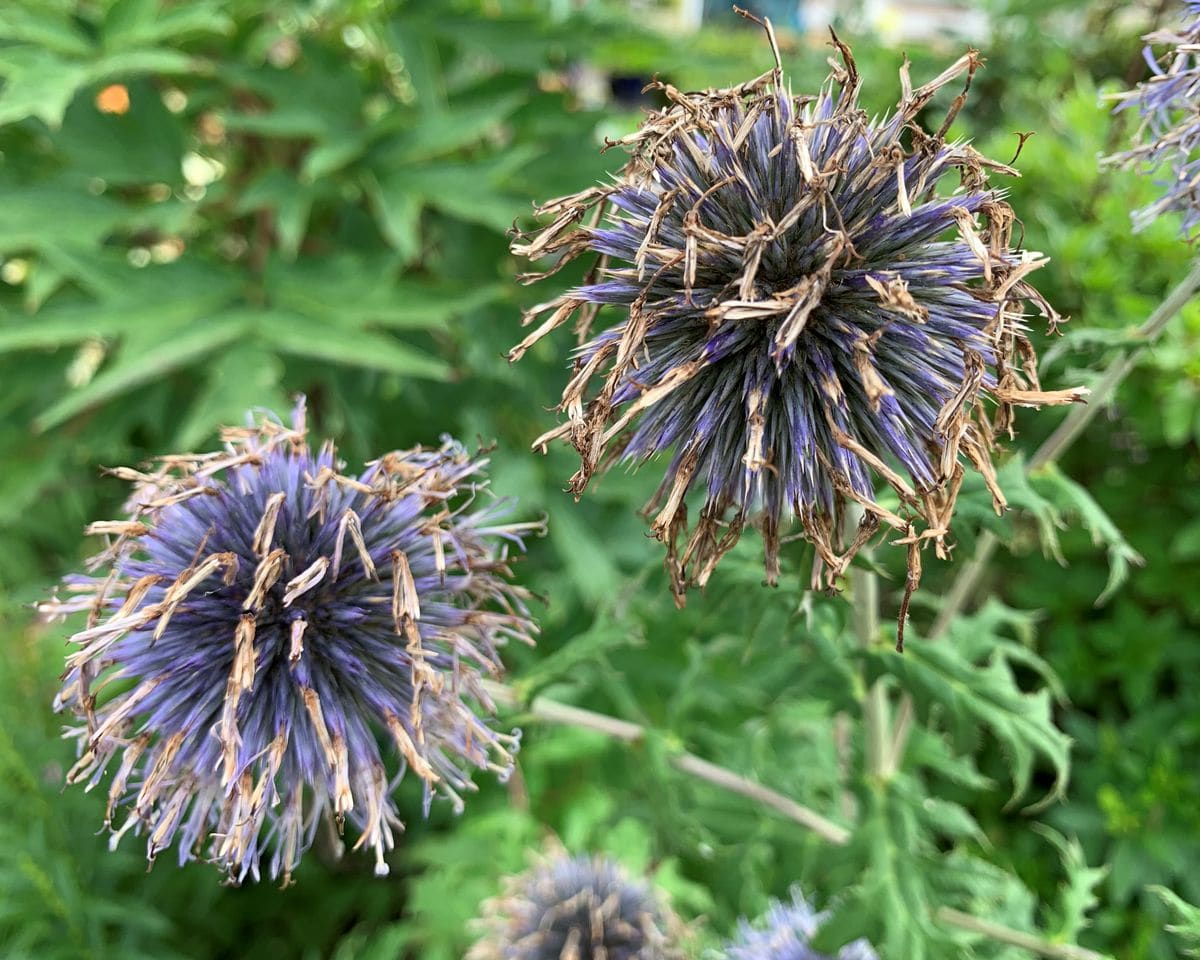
[
  {"left": 1033, "top": 825, "right": 1107, "bottom": 943},
  {"left": 1030, "top": 463, "right": 1144, "bottom": 604},
  {"left": 1150, "top": 886, "right": 1200, "bottom": 957},
  {"left": 0, "top": 46, "right": 89, "bottom": 128},
  {"left": 869, "top": 635, "right": 1071, "bottom": 809}
]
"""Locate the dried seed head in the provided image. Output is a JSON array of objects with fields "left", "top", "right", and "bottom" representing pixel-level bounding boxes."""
[
  {"left": 510, "top": 28, "right": 1084, "bottom": 610},
  {"left": 1107, "top": 3, "right": 1200, "bottom": 238},
  {"left": 723, "top": 889, "right": 876, "bottom": 960},
  {"left": 469, "top": 850, "right": 685, "bottom": 960},
  {"left": 43, "top": 399, "right": 542, "bottom": 883}
]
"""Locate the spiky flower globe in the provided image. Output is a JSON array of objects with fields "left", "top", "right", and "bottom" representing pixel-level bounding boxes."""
[
  {"left": 510, "top": 21, "right": 1085, "bottom": 611},
  {"left": 41, "top": 400, "right": 540, "bottom": 883},
  {"left": 723, "top": 890, "right": 876, "bottom": 960},
  {"left": 1108, "top": 2, "right": 1200, "bottom": 238},
  {"left": 469, "top": 850, "right": 684, "bottom": 960}
]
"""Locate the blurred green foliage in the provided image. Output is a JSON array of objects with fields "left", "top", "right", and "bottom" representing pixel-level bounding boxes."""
[{"left": 1, "top": 1, "right": 1199, "bottom": 959}]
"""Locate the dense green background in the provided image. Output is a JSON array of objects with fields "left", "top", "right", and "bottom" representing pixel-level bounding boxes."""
[{"left": 1, "top": 1, "right": 1199, "bottom": 958}]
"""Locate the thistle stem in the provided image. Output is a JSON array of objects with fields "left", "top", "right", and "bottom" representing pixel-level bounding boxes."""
[
  {"left": 482, "top": 680, "right": 852, "bottom": 845},
  {"left": 851, "top": 559, "right": 892, "bottom": 780},
  {"left": 936, "top": 908, "right": 1111, "bottom": 960},
  {"left": 892, "top": 258, "right": 1200, "bottom": 763},
  {"left": 487, "top": 680, "right": 1106, "bottom": 957}
]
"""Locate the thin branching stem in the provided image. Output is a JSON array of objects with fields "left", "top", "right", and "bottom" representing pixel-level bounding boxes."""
[
  {"left": 851, "top": 548, "right": 893, "bottom": 780},
  {"left": 937, "top": 908, "right": 1112, "bottom": 960},
  {"left": 488, "top": 680, "right": 1110, "bottom": 957},
  {"left": 482, "top": 680, "right": 852, "bottom": 845}
]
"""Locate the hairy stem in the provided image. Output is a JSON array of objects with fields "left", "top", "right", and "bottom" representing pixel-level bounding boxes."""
[
  {"left": 937, "top": 908, "right": 1111, "bottom": 960},
  {"left": 851, "top": 559, "right": 892, "bottom": 780},
  {"left": 487, "top": 680, "right": 1107, "bottom": 957},
  {"left": 483, "top": 680, "right": 852, "bottom": 845}
]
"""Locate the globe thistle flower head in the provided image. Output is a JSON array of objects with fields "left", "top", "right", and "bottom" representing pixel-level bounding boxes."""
[
  {"left": 41, "top": 400, "right": 540, "bottom": 883},
  {"left": 1108, "top": 3, "right": 1200, "bottom": 238},
  {"left": 510, "top": 24, "right": 1085, "bottom": 610},
  {"left": 469, "top": 850, "right": 685, "bottom": 960},
  {"left": 724, "top": 890, "right": 876, "bottom": 960}
]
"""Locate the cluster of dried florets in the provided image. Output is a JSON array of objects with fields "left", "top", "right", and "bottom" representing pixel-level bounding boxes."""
[
  {"left": 469, "top": 849, "right": 685, "bottom": 960},
  {"left": 41, "top": 401, "right": 540, "bottom": 883},
  {"left": 1109, "top": 2, "right": 1200, "bottom": 238},
  {"left": 511, "top": 25, "right": 1085, "bottom": 612},
  {"left": 722, "top": 889, "right": 876, "bottom": 960}
]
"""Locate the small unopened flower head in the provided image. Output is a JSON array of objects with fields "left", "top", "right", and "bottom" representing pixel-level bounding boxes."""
[
  {"left": 510, "top": 24, "right": 1084, "bottom": 610},
  {"left": 42, "top": 400, "right": 540, "bottom": 883},
  {"left": 1108, "top": 2, "right": 1200, "bottom": 237},
  {"left": 469, "top": 850, "right": 684, "bottom": 960},
  {"left": 724, "top": 890, "right": 876, "bottom": 960}
]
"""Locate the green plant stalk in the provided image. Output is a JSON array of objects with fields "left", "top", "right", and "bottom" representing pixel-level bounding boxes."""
[
  {"left": 888, "top": 257, "right": 1200, "bottom": 768},
  {"left": 936, "top": 908, "right": 1111, "bottom": 960},
  {"left": 851, "top": 557, "right": 893, "bottom": 781},
  {"left": 481, "top": 679, "right": 852, "bottom": 844},
  {"left": 487, "top": 681, "right": 1112, "bottom": 959}
]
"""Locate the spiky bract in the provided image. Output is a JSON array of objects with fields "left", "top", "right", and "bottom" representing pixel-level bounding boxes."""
[
  {"left": 1109, "top": 2, "right": 1200, "bottom": 238},
  {"left": 723, "top": 890, "right": 876, "bottom": 960},
  {"left": 511, "top": 32, "right": 1084, "bottom": 604},
  {"left": 469, "top": 851, "right": 684, "bottom": 960},
  {"left": 42, "top": 401, "right": 540, "bottom": 882}
]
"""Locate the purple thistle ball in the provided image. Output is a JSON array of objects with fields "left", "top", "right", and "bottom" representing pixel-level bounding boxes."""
[
  {"left": 1108, "top": 2, "right": 1200, "bottom": 238},
  {"left": 723, "top": 890, "right": 876, "bottom": 960},
  {"left": 469, "top": 850, "right": 685, "bottom": 960},
  {"left": 40, "top": 400, "right": 541, "bottom": 883},
  {"left": 510, "top": 27, "right": 1085, "bottom": 609}
]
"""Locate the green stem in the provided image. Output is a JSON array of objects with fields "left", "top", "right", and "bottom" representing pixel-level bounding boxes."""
[
  {"left": 851, "top": 559, "right": 892, "bottom": 780},
  {"left": 937, "top": 908, "right": 1111, "bottom": 960},
  {"left": 483, "top": 680, "right": 852, "bottom": 845},
  {"left": 486, "top": 680, "right": 1108, "bottom": 958}
]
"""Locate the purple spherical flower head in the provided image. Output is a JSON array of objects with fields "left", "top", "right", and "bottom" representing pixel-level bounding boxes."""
[
  {"left": 1108, "top": 3, "right": 1200, "bottom": 238},
  {"left": 41, "top": 400, "right": 541, "bottom": 883},
  {"left": 724, "top": 890, "right": 876, "bottom": 960},
  {"left": 469, "top": 850, "right": 685, "bottom": 960},
  {"left": 510, "top": 27, "right": 1084, "bottom": 613}
]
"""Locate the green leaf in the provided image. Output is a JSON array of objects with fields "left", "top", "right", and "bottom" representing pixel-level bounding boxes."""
[
  {"left": 102, "top": 0, "right": 158, "bottom": 50},
  {"left": 1150, "top": 886, "right": 1200, "bottom": 957},
  {"left": 0, "top": 46, "right": 90, "bottom": 128},
  {"left": 254, "top": 310, "right": 449, "bottom": 379},
  {"left": 0, "top": 181, "right": 130, "bottom": 248},
  {"left": 1034, "top": 826, "right": 1107, "bottom": 943},
  {"left": 363, "top": 172, "right": 422, "bottom": 262},
  {"left": 870, "top": 620, "right": 1071, "bottom": 808},
  {"left": 379, "top": 93, "right": 526, "bottom": 165},
  {"left": 34, "top": 312, "right": 248, "bottom": 430},
  {"left": 0, "top": 7, "right": 93, "bottom": 57},
  {"left": 1030, "top": 463, "right": 1144, "bottom": 604},
  {"left": 267, "top": 257, "right": 501, "bottom": 330},
  {"left": 172, "top": 345, "right": 288, "bottom": 450}
]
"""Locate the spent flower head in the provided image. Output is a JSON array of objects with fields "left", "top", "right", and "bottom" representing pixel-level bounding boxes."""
[
  {"left": 1108, "top": 2, "right": 1200, "bottom": 238},
  {"left": 469, "top": 849, "right": 685, "bottom": 960},
  {"left": 510, "top": 22, "right": 1084, "bottom": 614},
  {"left": 42, "top": 400, "right": 541, "bottom": 883},
  {"left": 723, "top": 889, "right": 876, "bottom": 960}
]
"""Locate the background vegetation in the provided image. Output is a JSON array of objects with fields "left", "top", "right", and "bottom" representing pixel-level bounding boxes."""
[{"left": 0, "top": 1, "right": 1197, "bottom": 958}]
